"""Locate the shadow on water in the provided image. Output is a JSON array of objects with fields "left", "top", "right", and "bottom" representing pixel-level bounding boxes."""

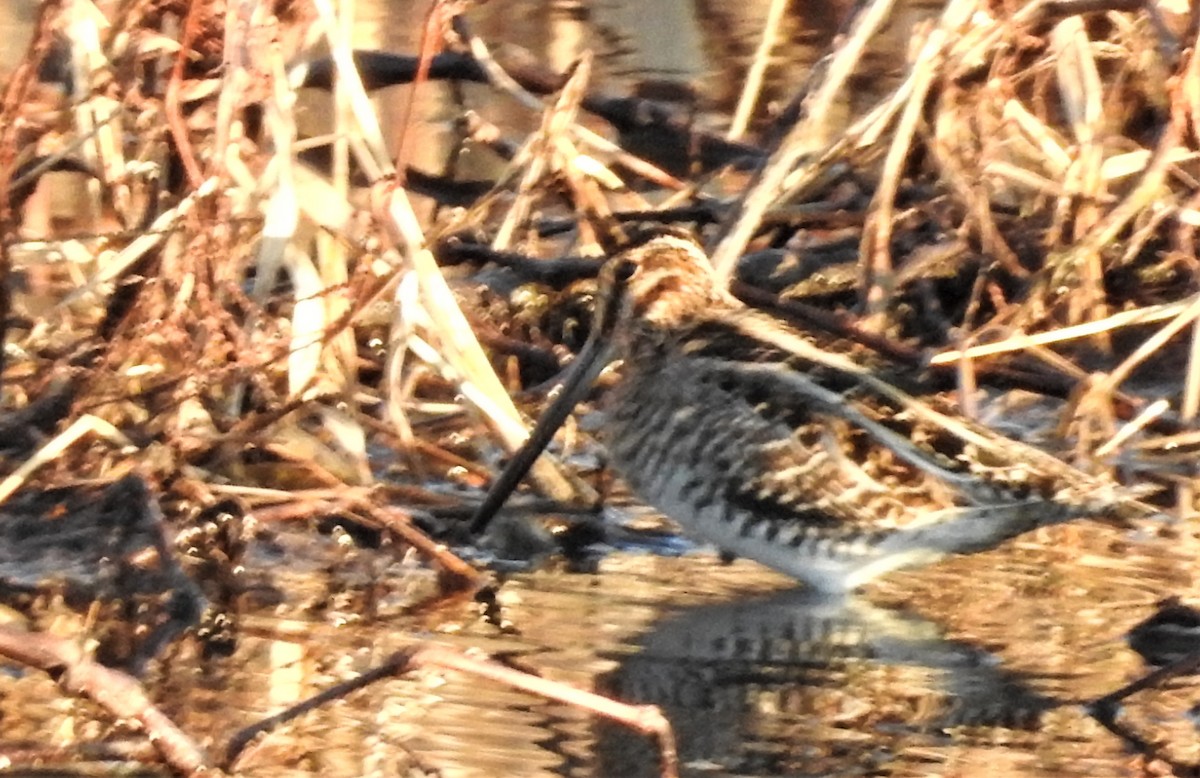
[{"left": 594, "top": 587, "right": 1057, "bottom": 777}]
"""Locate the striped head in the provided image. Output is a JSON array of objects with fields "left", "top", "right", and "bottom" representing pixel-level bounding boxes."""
[{"left": 596, "top": 235, "right": 735, "bottom": 337}]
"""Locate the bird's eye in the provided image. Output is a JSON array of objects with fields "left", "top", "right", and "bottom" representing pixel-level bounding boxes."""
[{"left": 614, "top": 260, "right": 638, "bottom": 282}]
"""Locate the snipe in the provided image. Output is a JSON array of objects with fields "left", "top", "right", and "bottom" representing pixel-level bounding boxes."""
[{"left": 473, "top": 235, "right": 1144, "bottom": 592}]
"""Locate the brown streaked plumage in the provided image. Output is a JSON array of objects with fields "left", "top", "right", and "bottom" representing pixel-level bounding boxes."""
[{"left": 473, "top": 235, "right": 1146, "bottom": 592}]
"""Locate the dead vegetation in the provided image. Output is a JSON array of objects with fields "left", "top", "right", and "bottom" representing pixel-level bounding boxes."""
[{"left": 0, "top": 0, "right": 1198, "bottom": 774}]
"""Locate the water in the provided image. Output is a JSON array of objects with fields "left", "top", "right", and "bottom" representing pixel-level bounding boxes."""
[
  {"left": 2, "top": 509, "right": 1198, "bottom": 775},
  {"left": 12, "top": 517, "right": 1197, "bottom": 776}
]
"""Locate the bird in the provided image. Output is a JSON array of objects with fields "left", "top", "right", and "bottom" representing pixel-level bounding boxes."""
[{"left": 471, "top": 234, "right": 1146, "bottom": 593}]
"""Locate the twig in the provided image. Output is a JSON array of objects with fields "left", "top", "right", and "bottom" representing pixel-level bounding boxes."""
[
  {"left": 359, "top": 502, "right": 484, "bottom": 587},
  {"left": 394, "top": 1, "right": 467, "bottom": 174},
  {"left": 932, "top": 93, "right": 1027, "bottom": 277},
  {"left": 67, "top": 176, "right": 220, "bottom": 302},
  {"left": 163, "top": 0, "right": 206, "bottom": 188},
  {"left": 225, "top": 644, "right": 679, "bottom": 778},
  {"left": 457, "top": 22, "right": 684, "bottom": 191},
  {"left": 0, "top": 626, "right": 207, "bottom": 774}
]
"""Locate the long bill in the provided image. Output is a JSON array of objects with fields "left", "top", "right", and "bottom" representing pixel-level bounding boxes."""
[
  {"left": 469, "top": 332, "right": 616, "bottom": 534},
  {"left": 470, "top": 256, "right": 635, "bottom": 534}
]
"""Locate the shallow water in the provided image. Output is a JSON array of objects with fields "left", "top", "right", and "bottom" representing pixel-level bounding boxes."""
[{"left": 2, "top": 505, "right": 1199, "bottom": 775}]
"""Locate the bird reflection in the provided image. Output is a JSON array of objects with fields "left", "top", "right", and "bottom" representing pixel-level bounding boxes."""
[{"left": 595, "top": 588, "right": 1055, "bottom": 777}]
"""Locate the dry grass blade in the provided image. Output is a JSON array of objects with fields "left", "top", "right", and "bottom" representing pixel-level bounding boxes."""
[
  {"left": 860, "top": 0, "right": 975, "bottom": 320},
  {"left": 68, "top": 177, "right": 219, "bottom": 302},
  {"left": 711, "top": 0, "right": 898, "bottom": 282},
  {"left": 1050, "top": 15, "right": 1108, "bottom": 324},
  {"left": 931, "top": 297, "right": 1198, "bottom": 364},
  {"left": 0, "top": 415, "right": 134, "bottom": 505},
  {"left": 1096, "top": 293, "right": 1200, "bottom": 395},
  {"left": 378, "top": 186, "right": 584, "bottom": 503},
  {"left": 311, "top": 0, "right": 392, "bottom": 179},
  {"left": 1094, "top": 398, "right": 1170, "bottom": 457},
  {"left": 728, "top": 0, "right": 789, "bottom": 141},
  {"left": 494, "top": 53, "right": 593, "bottom": 249}
]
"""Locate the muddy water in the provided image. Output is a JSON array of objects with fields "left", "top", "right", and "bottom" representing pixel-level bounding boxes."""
[
  {"left": 3, "top": 1, "right": 1200, "bottom": 776},
  {"left": 5, "top": 518, "right": 1199, "bottom": 776}
]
